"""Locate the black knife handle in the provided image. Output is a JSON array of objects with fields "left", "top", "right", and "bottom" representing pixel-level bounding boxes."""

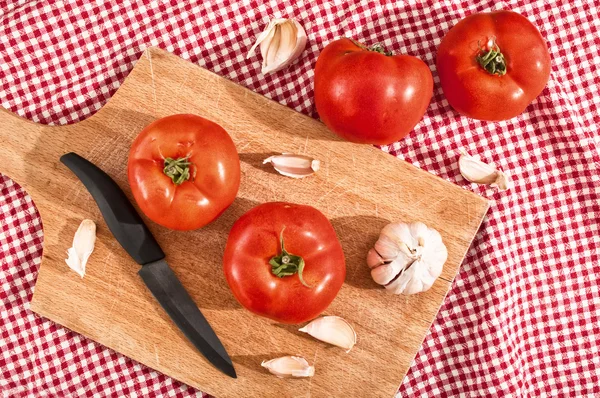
[{"left": 60, "top": 152, "right": 165, "bottom": 265}]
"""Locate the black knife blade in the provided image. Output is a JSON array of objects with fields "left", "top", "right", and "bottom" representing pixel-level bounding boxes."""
[
  {"left": 139, "top": 259, "right": 236, "bottom": 378},
  {"left": 60, "top": 152, "right": 236, "bottom": 378}
]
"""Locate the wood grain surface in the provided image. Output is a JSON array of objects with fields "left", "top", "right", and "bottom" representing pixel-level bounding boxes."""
[{"left": 0, "top": 48, "right": 489, "bottom": 397}]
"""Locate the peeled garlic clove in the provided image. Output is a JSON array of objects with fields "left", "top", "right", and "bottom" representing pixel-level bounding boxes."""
[
  {"left": 459, "top": 150, "right": 511, "bottom": 191},
  {"left": 299, "top": 316, "right": 357, "bottom": 352},
  {"left": 263, "top": 153, "right": 320, "bottom": 179},
  {"left": 248, "top": 18, "right": 307, "bottom": 74},
  {"left": 65, "top": 219, "right": 96, "bottom": 278},
  {"left": 261, "top": 356, "right": 315, "bottom": 378}
]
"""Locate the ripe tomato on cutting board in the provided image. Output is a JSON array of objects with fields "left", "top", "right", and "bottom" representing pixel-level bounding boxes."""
[
  {"left": 223, "top": 202, "right": 346, "bottom": 324},
  {"left": 437, "top": 10, "right": 551, "bottom": 121},
  {"left": 128, "top": 114, "right": 240, "bottom": 231}
]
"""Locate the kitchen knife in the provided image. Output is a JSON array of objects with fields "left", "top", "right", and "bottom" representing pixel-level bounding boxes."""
[{"left": 60, "top": 152, "right": 236, "bottom": 379}]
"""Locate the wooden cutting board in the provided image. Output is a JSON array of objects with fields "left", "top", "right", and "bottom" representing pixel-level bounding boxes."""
[{"left": 0, "top": 47, "right": 488, "bottom": 397}]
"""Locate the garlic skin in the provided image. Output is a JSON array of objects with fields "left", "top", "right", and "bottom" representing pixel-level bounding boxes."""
[
  {"left": 367, "top": 222, "right": 447, "bottom": 295},
  {"left": 459, "top": 150, "right": 511, "bottom": 191},
  {"left": 65, "top": 219, "right": 96, "bottom": 278},
  {"left": 263, "top": 153, "right": 320, "bottom": 178},
  {"left": 261, "top": 356, "right": 315, "bottom": 378},
  {"left": 299, "top": 316, "right": 357, "bottom": 352},
  {"left": 248, "top": 18, "right": 307, "bottom": 74}
]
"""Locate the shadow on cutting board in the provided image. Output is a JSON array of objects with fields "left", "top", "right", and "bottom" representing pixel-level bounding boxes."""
[
  {"left": 179, "top": 196, "right": 262, "bottom": 311},
  {"left": 331, "top": 215, "right": 390, "bottom": 290},
  {"left": 238, "top": 152, "right": 280, "bottom": 176}
]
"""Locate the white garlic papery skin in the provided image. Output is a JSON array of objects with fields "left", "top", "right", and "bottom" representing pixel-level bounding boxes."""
[
  {"left": 261, "top": 356, "right": 315, "bottom": 378},
  {"left": 299, "top": 316, "right": 357, "bottom": 352},
  {"left": 247, "top": 18, "right": 307, "bottom": 74},
  {"left": 458, "top": 150, "right": 511, "bottom": 191},
  {"left": 65, "top": 219, "right": 97, "bottom": 278},
  {"left": 367, "top": 222, "right": 448, "bottom": 295},
  {"left": 263, "top": 153, "right": 320, "bottom": 178}
]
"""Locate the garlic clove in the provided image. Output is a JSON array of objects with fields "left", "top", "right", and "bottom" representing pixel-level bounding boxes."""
[
  {"left": 263, "top": 24, "right": 282, "bottom": 71},
  {"left": 371, "top": 230, "right": 402, "bottom": 260},
  {"left": 370, "top": 253, "right": 411, "bottom": 286},
  {"left": 248, "top": 19, "right": 279, "bottom": 58},
  {"left": 263, "top": 153, "right": 320, "bottom": 179},
  {"left": 267, "top": 22, "right": 294, "bottom": 72},
  {"left": 299, "top": 316, "right": 357, "bottom": 352},
  {"left": 385, "top": 244, "right": 445, "bottom": 295},
  {"left": 385, "top": 262, "right": 426, "bottom": 295},
  {"left": 258, "top": 26, "right": 277, "bottom": 69},
  {"left": 381, "top": 223, "right": 418, "bottom": 256},
  {"left": 458, "top": 152, "right": 497, "bottom": 184},
  {"left": 459, "top": 150, "right": 511, "bottom": 191},
  {"left": 248, "top": 18, "right": 307, "bottom": 74},
  {"left": 366, "top": 248, "right": 385, "bottom": 269},
  {"left": 493, "top": 170, "right": 511, "bottom": 191},
  {"left": 65, "top": 219, "right": 96, "bottom": 278},
  {"left": 261, "top": 356, "right": 315, "bottom": 378}
]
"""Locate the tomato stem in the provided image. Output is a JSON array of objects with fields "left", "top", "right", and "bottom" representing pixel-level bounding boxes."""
[
  {"left": 269, "top": 227, "right": 311, "bottom": 288},
  {"left": 368, "top": 43, "right": 392, "bottom": 56},
  {"left": 348, "top": 38, "right": 393, "bottom": 56},
  {"left": 476, "top": 38, "right": 507, "bottom": 76},
  {"left": 163, "top": 156, "right": 193, "bottom": 185}
]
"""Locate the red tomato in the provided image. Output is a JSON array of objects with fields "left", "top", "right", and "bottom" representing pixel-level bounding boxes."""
[
  {"left": 128, "top": 114, "right": 240, "bottom": 231},
  {"left": 437, "top": 11, "right": 551, "bottom": 121},
  {"left": 223, "top": 202, "right": 346, "bottom": 324},
  {"left": 314, "top": 38, "right": 433, "bottom": 145}
]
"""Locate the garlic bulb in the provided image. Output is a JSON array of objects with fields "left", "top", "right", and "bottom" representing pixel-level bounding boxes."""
[
  {"left": 299, "top": 316, "right": 357, "bottom": 352},
  {"left": 65, "top": 219, "right": 96, "bottom": 278},
  {"left": 261, "top": 356, "right": 315, "bottom": 378},
  {"left": 458, "top": 150, "right": 511, "bottom": 191},
  {"left": 247, "top": 18, "right": 307, "bottom": 74},
  {"left": 263, "top": 153, "right": 320, "bottom": 178},
  {"left": 367, "top": 222, "right": 447, "bottom": 295}
]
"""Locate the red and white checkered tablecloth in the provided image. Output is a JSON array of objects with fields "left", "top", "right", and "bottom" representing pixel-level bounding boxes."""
[{"left": 1, "top": 0, "right": 599, "bottom": 396}]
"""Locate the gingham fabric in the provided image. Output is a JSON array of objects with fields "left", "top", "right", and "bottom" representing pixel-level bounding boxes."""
[{"left": 1, "top": 0, "right": 599, "bottom": 396}]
